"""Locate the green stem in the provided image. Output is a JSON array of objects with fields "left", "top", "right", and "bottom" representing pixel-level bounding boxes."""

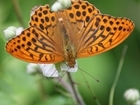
[
  {"left": 12, "top": 0, "right": 25, "bottom": 27},
  {"left": 109, "top": 45, "right": 128, "bottom": 105},
  {"left": 67, "top": 72, "right": 85, "bottom": 105}
]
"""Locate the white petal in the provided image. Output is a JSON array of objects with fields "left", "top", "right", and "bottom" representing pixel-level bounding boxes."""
[
  {"left": 27, "top": 63, "right": 39, "bottom": 74},
  {"left": 39, "top": 64, "right": 58, "bottom": 77},
  {"left": 3, "top": 26, "right": 17, "bottom": 40},
  {"left": 58, "top": 0, "right": 71, "bottom": 8},
  {"left": 51, "top": 1, "right": 63, "bottom": 11},
  {"left": 60, "top": 60, "right": 78, "bottom": 72},
  {"left": 3, "top": 26, "right": 24, "bottom": 40},
  {"left": 16, "top": 27, "right": 24, "bottom": 36},
  {"left": 135, "top": 100, "right": 140, "bottom": 105}
]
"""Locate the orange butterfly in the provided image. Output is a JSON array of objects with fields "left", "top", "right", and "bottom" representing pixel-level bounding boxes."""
[{"left": 6, "top": 0, "right": 134, "bottom": 68}]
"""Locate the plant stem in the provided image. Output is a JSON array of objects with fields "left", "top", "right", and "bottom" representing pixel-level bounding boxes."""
[
  {"left": 109, "top": 45, "right": 128, "bottom": 105},
  {"left": 67, "top": 72, "right": 85, "bottom": 105},
  {"left": 12, "top": 0, "right": 25, "bottom": 27}
]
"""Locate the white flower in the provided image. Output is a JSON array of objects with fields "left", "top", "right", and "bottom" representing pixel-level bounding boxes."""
[
  {"left": 61, "top": 60, "right": 78, "bottom": 72},
  {"left": 39, "top": 64, "right": 58, "bottom": 77},
  {"left": 134, "top": 100, "right": 140, "bottom": 105},
  {"left": 39, "top": 61, "right": 78, "bottom": 77},
  {"left": 124, "top": 88, "right": 140, "bottom": 103},
  {"left": 51, "top": 0, "right": 71, "bottom": 11},
  {"left": 3, "top": 26, "right": 17, "bottom": 40},
  {"left": 58, "top": 0, "right": 71, "bottom": 8},
  {"left": 3, "top": 26, "right": 23, "bottom": 40},
  {"left": 51, "top": 2, "right": 63, "bottom": 11},
  {"left": 27, "top": 63, "right": 39, "bottom": 74},
  {"left": 27, "top": 62, "right": 78, "bottom": 77},
  {"left": 15, "top": 27, "right": 24, "bottom": 36}
]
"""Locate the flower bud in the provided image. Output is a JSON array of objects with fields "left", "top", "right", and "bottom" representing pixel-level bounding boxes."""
[
  {"left": 58, "top": 0, "right": 71, "bottom": 8},
  {"left": 124, "top": 88, "right": 140, "bottom": 103},
  {"left": 3, "top": 26, "right": 17, "bottom": 40},
  {"left": 3, "top": 26, "right": 23, "bottom": 40},
  {"left": 51, "top": 1, "right": 63, "bottom": 11}
]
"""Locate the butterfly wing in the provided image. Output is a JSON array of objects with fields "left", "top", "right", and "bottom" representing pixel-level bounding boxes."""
[
  {"left": 5, "top": 0, "right": 135, "bottom": 63},
  {"left": 77, "top": 14, "right": 134, "bottom": 58},
  {"left": 60, "top": 0, "right": 134, "bottom": 58},
  {"left": 56, "top": 0, "right": 101, "bottom": 53},
  {"left": 6, "top": 26, "right": 64, "bottom": 63},
  {"left": 6, "top": 5, "right": 64, "bottom": 63}
]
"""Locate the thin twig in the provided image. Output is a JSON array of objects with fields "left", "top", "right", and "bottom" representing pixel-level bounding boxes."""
[
  {"left": 53, "top": 77, "right": 80, "bottom": 104},
  {"left": 12, "top": 0, "right": 25, "bottom": 27},
  {"left": 67, "top": 72, "right": 85, "bottom": 105},
  {"left": 54, "top": 77, "right": 74, "bottom": 96},
  {"left": 109, "top": 45, "right": 128, "bottom": 105}
]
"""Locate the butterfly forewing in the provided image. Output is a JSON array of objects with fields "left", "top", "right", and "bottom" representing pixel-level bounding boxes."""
[
  {"left": 6, "top": 2, "right": 67, "bottom": 63},
  {"left": 58, "top": 0, "right": 101, "bottom": 53},
  {"left": 29, "top": 5, "right": 58, "bottom": 33},
  {"left": 65, "top": 0, "right": 100, "bottom": 26}
]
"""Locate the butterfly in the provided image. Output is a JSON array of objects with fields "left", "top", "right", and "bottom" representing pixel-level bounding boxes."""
[{"left": 5, "top": 0, "right": 134, "bottom": 68}]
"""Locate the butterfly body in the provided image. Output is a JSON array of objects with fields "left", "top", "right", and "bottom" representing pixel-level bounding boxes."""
[
  {"left": 58, "top": 18, "right": 76, "bottom": 67},
  {"left": 5, "top": 0, "right": 134, "bottom": 68}
]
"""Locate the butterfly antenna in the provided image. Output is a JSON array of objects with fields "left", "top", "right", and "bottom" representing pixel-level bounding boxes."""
[
  {"left": 54, "top": 64, "right": 69, "bottom": 88},
  {"left": 80, "top": 71, "right": 101, "bottom": 104},
  {"left": 50, "top": 69, "right": 57, "bottom": 77},
  {"left": 77, "top": 66, "right": 100, "bottom": 82},
  {"left": 54, "top": 76, "right": 62, "bottom": 88},
  {"left": 49, "top": 69, "right": 63, "bottom": 88}
]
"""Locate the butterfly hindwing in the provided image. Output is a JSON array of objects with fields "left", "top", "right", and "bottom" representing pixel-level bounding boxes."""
[
  {"left": 77, "top": 14, "right": 134, "bottom": 58},
  {"left": 6, "top": 27, "right": 64, "bottom": 63}
]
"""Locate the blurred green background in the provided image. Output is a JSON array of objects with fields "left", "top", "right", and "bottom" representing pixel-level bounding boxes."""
[{"left": 0, "top": 0, "right": 140, "bottom": 105}]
